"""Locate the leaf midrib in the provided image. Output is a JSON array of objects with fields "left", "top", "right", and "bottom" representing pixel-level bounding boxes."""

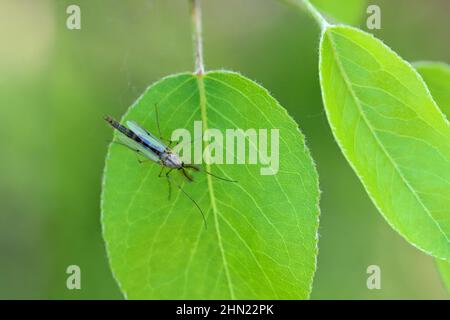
[
  {"left": 196, "top": 73, "right": 236, "bottom": 299},
  {"left": 325, "top": 28, "right": 449, "bottom": 244}
]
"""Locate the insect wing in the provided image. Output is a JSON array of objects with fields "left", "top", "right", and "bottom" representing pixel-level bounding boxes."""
[
  {"left": 116, "top": 132, "right": 160, "bottom": 163},
  {"left": 126, "top": 121, "right": 166, "bottom": 153}
]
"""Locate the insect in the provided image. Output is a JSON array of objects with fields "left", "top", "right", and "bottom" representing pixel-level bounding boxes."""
[{"left": 105, "top": 106, "right": 236, "bottom": 229}]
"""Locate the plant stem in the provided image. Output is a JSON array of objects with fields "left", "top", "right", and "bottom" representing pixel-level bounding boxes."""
[
  {"left": 190, "top": 0, "right": 205, "bottom": 75},
  {"left": 288, "top": 0, "right": 329, "bottom": 30}
]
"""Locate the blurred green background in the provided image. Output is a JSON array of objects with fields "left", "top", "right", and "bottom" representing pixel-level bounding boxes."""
[{"left": 0, "top": 0, "right": 448, "bottom": 299}]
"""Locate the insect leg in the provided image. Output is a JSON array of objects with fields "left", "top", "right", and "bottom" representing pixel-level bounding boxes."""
[
  {"left": 110, "top": 140, "right": 129, "bottom": 148},
  {"left": 166, "top": 174, "right": 207, "bottom": 229},
  {"left": 181, "top": 168, "right": 194, "bottom": 182},
  {"left": 165, "top": 169, "right": 173, "bottom": 201},
  {"left": 182, "top": 164, "right": 200, "bottom": 172},
  {"left": 135, "top": 151, "right": 150, "bottom": 164},
  {"left": 111, "top": 140, "right": 149, "bottom": 164},
  {"left": 158, "top": 166, "right": 165, "bottom": 178},
  {"left": 154, "top": 103, "right": 173, "bottom": 145},
  {"left": 155, "top": 103, "right": 162, "bottom": 139}
]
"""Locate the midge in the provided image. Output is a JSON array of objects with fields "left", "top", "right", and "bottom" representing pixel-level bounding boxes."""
[{"left": 104, "top": 108, "right": 236, "bottom": 229}]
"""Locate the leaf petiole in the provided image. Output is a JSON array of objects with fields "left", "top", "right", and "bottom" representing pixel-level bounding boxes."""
[{"left": 190, "top": 0, "right": 205, "bottom": 75}]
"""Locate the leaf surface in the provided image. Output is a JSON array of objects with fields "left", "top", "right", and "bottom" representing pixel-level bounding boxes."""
[
  {"left": 101, "top": 71, "right": 320, "bottom": 299},
  {"left": 415, "top": 61, "right": 450, "bottom": 293},
  {"left": 319, "top": 25, "right": 450, "bottom": 260}
]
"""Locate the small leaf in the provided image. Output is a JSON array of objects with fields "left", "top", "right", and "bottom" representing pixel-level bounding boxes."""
[
  {"left": 436, "top": 259, "right": 450, "bottom": 294},
  {"left": 415, "top": 61, "right": 450, "bottom": 294},
  {"left": 310, "top": 0, "right": 366, "bottom": 25},
  {"left": 319, "top": 25, "right": 450, "bottom": 261},
  {"left": 101, "top": 71, "right": 320, "bottom": 299},
  {"left": 414, "top": 62, "right": 450, "bottom": 118}
]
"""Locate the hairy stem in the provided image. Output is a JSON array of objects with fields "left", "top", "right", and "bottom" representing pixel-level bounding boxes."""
[
  {"left": 287, "top": 0, "right": 329, "bottom": 30},
  {"left": 190, "top": 0, "right": 205, "bottom": 75}
]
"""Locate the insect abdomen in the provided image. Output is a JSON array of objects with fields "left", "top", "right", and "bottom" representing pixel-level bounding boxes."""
[{"left": 105, "top": 116, "right": 142, "bottom": 143}]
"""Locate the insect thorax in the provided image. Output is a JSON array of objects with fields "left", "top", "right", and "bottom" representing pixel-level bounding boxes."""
[{"left": 161, "top": 151, "right": 183, "bottom": 169}]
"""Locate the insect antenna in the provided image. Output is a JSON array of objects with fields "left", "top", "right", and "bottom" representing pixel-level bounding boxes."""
[
  {"left": 203, "top": 169, "right": 238, "bottom": 183},
  {"left": 166, "top": 174, "right": 207, "bottom": 230},
  {"left": 183, "top": 164, "right": 238, "bottom": 183},
  {"left": 154, "top": 103, "right": 163, "bottom": 139}
]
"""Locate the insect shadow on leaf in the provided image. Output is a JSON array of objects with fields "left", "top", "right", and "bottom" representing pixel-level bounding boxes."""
[{"left": 105, "top": 104, "right": 237, "bottom": 229}]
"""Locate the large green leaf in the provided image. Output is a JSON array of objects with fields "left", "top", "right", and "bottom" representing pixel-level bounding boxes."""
[
  {"left": 415, "top": 61, "right": 450, "bottom": 294},
  {"left": 319, "top": 25, "right": 450, "bottom": 261},
  {"left": 415, "top": 62, "right": 450, "bottom": 118},
  {"left": 101, "top": 71, "right": 320, "bottom": 299}
]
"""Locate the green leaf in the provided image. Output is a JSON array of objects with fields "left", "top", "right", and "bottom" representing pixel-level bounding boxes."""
[
  {"left": 310, "top": 0, "right": 366, "bottom": 25},
  {"left": 436, "top": 259, "right": 450, "bottom": 294},
  {"left": 319, "top": 25, "right": 450, "bottom": 261},
  {"left": 415, "top": 61, "right": 450, "bottom": 294},
  {"left": 414, "top": 62, "right": 450, "bottom": 118},
  {"left": 101, "top": 71, "right": 320, "bottom": 299}
]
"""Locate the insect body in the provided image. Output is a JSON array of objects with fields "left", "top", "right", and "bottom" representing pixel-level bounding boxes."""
[
  {"left": 105, "top": 116, "right": 187, "bottom": 172},
  {"left": 105, "top": 112, "right": 235, "bottom": 229}
]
